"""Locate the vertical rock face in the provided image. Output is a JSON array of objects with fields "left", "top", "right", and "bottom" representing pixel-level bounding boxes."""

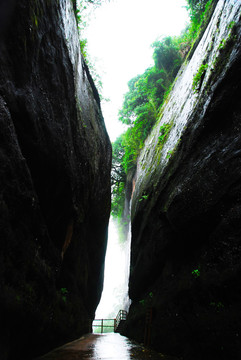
[
  {"left": 124, "top": 1, "right": 241, "bottom": 359},
  {"left": 0, "top": 1, "right": 111, "bottom": 359}
]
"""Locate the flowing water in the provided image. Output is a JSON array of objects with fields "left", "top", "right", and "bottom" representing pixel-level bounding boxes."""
[{"left": 36, "top": 333, "right": 179, "bottom": 360}]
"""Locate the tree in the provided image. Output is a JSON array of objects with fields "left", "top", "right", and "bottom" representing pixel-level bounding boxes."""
[
  {"left": 111, "top": 136, "right": 126, "bottom": 217},
  {"left": 111, "top": 0, "right": 215, "bottom": 218},
  {"left": 185, "top": 0, "right": 213, "bottom": 40},
  {"left": 152, "top": 36, "right": 182, "bottom": 80},
  {"left": 116, "top": 36, "right": 183, "bottom": 174},
  {"left": 112, "top": 136, "right": 126, "bottom": 187},
  {"left": 186, "top": 0, "right": 210, "bottom": 13}
]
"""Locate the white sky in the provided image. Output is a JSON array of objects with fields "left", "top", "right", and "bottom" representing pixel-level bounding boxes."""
[{"left": 84, "top": 0, "right": 189, "bottom": 141}]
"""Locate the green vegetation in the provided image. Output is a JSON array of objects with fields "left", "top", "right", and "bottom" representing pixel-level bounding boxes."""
[
  {"left": 192, "top": 63, "right": 208, "bottom": 92},
  {"left": 118, "top": 36, "right": 182, "bottom": 173},
  {"left": 74, "top": 0, "right": 88, "bottom": 57},
  {"left": 111, "top": 36, "right": 183, "bottom": 188},
  {"left": 138, "top": 292, "right": 154, "bottom": 307},
  {"left": 207, "top": 20, "right": 237, "bottom": 88},
  {"left": 60, "top": 287, "right": 68, "bottom": 303},
  {"left": 192, "top": 268, "right": 200, "bottom": 278},
  {"left": 166, "top": 150, "right": 173, "bottom": 159},
  {"left": 228, "top": 21, "right": 236, "bottom": 30},
  {"left": 111, "top": 0, "right": 217, "bottom": 219},
  {"left": 185, "top": 0, "right": 214, "bottom": 43},
  {"left": 74, "top": 0, "right": 108, "bottom": 58},
  {"left": 184, "top": 0, "right": 218, "bottom": 59},
  {"left": 111, "top": 135, "right": 126, "bottom": 218},
  {"left": 210, "top": 301, "right": 225, "bottom": 312},
  {"left": 73, "top": 0, "right": 107, "bottom": 96},
  {"left": 139, "top": 193, "right": 149, "bottom": 202},
  {"left": 158, "top": 122, "right": 173, "bottom": 145}
]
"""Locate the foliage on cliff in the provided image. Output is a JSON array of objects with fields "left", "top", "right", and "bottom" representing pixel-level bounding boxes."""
[
  {"left": 74, "top": 0, "right": 109, "bottom": 95},
  {"left": 118, "top": 36, "right": 182, "bottom": 174},
  {"left": 111, "top": 135, "right": 126, "bottom": 218},
  {"left": 111, "top": 0, "right": 217, "bottom": 218},
  {"left": 74, "top": 0, "right": 110, "bottom": 56},
  {"left": 123, "top": 0, "right": 241, "bottom": 356},
  {"left": 111, "top": 36, "right": 182, "bottom": 218},
  {"left": 186, "top": 0, "right": 213, "bottom": 36}
]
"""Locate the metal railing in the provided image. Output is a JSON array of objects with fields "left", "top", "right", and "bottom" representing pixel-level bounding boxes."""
[
  {"left": 114, "top": 310, "right": 127, "bottom": 332},
  {"left": 92, "top": 310, "right": 128, "bottom": 334},
  {"left": 92, "top": 318, "right": 116, "bottom": 333}
]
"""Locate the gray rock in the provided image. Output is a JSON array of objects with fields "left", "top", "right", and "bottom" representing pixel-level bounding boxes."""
[
  {"left": 124, "top": 2, "right": 241, "bottom": 359},
  {"left": 0, "top": 0, "right": 111, "bottom": 359}
]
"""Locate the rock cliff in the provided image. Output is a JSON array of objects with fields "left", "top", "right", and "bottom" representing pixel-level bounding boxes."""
[
  {"left": 0, "top": 0, "right": 111, "bottom": 359},
  {"left": 123, "top": 1, "right": 241, "bottom": 359}
]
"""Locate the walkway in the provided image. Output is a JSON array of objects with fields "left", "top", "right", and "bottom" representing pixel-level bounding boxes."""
[{"left": 36, "top": 333, "right": 179, "bottom": 360}]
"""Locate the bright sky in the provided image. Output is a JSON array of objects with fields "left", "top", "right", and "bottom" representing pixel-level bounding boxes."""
[{"left": 84, "top": 0, "right": 189, "bottom": 141}]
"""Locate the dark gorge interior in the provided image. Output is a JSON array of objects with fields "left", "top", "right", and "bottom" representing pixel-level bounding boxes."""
[
  {"left": 0, "top": 0, "right": 241, "bottom": 359},
  {"left": 0, "top": 0, "right": 111, "bottom": 358}
]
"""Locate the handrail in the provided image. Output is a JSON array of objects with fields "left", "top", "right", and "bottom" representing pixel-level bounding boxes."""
[
  {"left": 92, "top": 318, "right": 115, "bottom": 333},
  {"left": 92, "top": 310, "right": 127, "bottom": 333},
  {"left": 114, "top": 310, "right": 127, "bottom": 331}
]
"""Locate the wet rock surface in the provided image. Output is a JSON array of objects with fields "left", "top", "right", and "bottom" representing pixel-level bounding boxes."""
[
  {"left": 124, "top": 1, "right": 241, "bottom": 359},
  {"left": 36, "top": 333, "right": 179, "bottom": 360},
  {"left": 0, "top": 0, "right": 111, "bottom": 359}
]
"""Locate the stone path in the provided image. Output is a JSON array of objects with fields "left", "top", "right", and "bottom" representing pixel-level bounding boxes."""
[{"left": 35, "top": 333, "right": 179, "bottom": 360}]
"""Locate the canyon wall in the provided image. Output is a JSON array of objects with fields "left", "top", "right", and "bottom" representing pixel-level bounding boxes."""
[
  {"left": 0, "top": 0, "right": 111, "bottom": 359},
  {"left": 123, "top": 1, "right": 241, "bottom": 359}
]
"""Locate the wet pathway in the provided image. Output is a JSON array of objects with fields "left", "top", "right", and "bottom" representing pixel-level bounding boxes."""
[{"left": 36, "top": 333, "right": 179, "bottom": 360}]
